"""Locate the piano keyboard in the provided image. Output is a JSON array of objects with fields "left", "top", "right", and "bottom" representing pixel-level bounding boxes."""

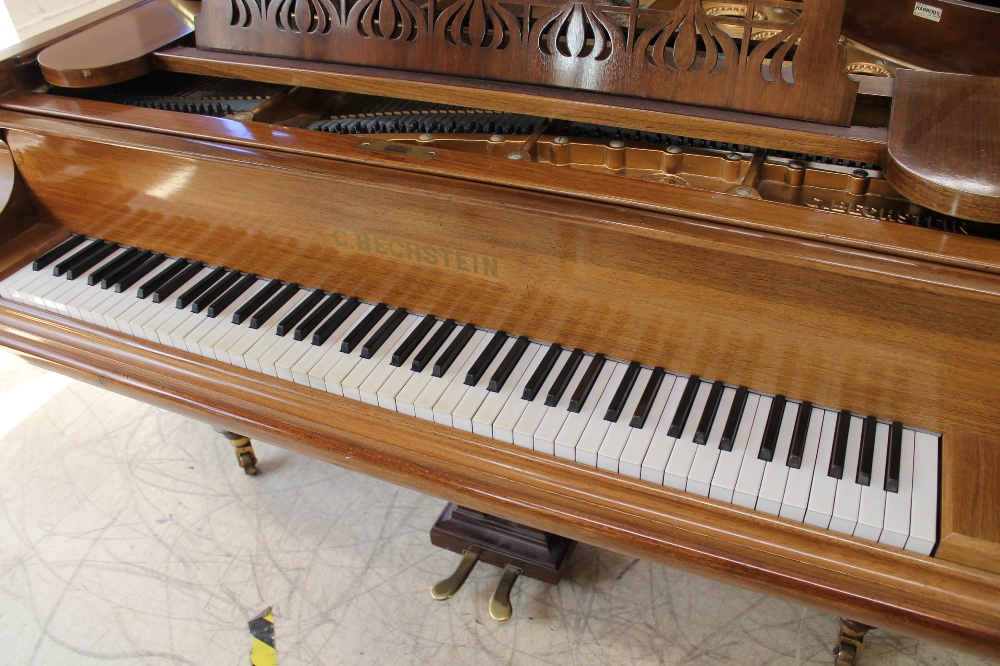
[{"left": 0, "top": 236, "right": 940, "bottom": 555}]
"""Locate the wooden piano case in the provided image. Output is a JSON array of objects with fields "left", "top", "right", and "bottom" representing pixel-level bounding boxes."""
[{"left": 0, "top": 0, "right": 998, "bottom": 659}]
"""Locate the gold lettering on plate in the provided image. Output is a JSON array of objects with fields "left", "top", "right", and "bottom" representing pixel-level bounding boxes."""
[{"left": 334, "top": 229, "right": 499, "bottom": 279}]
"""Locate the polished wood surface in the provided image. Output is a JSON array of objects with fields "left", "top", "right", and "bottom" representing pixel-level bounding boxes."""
[
  {"left": 0, "top": 139, "right": 36, "bottom": 247},
  {"left": 937, "top": 433, "right": 1000, "bottom": 576},
  {"left": 884, "top": 70, "right": 1000, "bottom": 224},
  {"left": 196, "top": 0, "right": 858, "bottom": 124},
  {"left": 37, "top": 0, "right": 195, "bottom": 88},
  {"left": 843, "top": 0, "right": 1000, "bottom": 77},
  {"left": 155, "top": 47, "right": 887, "bottom": 163},
  {"left": 6, "top": 93, "right": 997, "bottom": 279},
  {"left": 4, "top": 121, "right": 1000, "bottom": 443},
  {"left": 0, "top": 280, "right": 998, "bottom": 658}
]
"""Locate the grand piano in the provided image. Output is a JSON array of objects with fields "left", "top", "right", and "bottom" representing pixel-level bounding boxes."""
[{"left": 0, "top": 0, "right": 997, "bottom": 661}]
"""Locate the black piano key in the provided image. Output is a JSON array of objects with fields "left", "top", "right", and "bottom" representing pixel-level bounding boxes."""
[
  {"left": 250, "top": 283, "right": 298, "bottom": 329},
  {"left": 311, "top": 296, "right": 361, "bottom": 346},
  {"left": 433, "top": 323, "right": 476, "bottom": 377},
  {"left": 605, "top": 360, "right": 641, "bottom": 423},
  {"left": 340, "top": 302, "right": 386, "bottom": 352},
  {"left": 115, "top": 254, "right": 166, "bottom": 293},
  {"left": 361, "top": 307, "right": 407, "bottom": 359},
  {"left": 856, "top": 415, "right": 878, "bottom": 487},
  {"left": 885, "top": 421, "right": 903, "bottom": 493},
  {"left": 233, "top": 279, "right": 283, "bottom": 325},
  {"left": 694, "top": 380, "right": 725, "bottom": 444},
  {"left": 412, "top": 318, "right": 456, "bottom": 372},
  {"left": 139, "top": 259, "right": 190, "bottom": 300},
  {"left": 206, "top": 273, "right": 257, "bottom": 318},
  {"left": 64, "top": 242, "right": 118, "bottom": 280},
  {"left": 489, "top": 335, "right": 529, "bottom": 392},
  {"left": 828, "top": 409, "right": 852, "bottom": 479},
  {"left": 152, "top": 261, "right": 202, "bottom": 303},
  {"left": 101, "top": 249, "right": 154, "bottom": 289},
  {"left": 465, "top": 330, "right": 508, "bottom": 386},
  {"left": 786, "top": 401, "right": 812, "bottom": 469},
  {"left": 192, "top": 270, "right": 242, "bottom": 314},
  {"left": 720, "top": 386, "right": 749, "bottom": 452},
  {"left": 294, "top": 293, "right": 342, "bottom": 342},
  {"left": 757, "top": 395, "right": 786, "bottom": 462},
  {"left": 276, "top": 289, "right": 324, "bottom": 336},
  {"left": 545, "top": 348, "right": 583, "bottom": 407},
  {"left": 568, "top": 353, "right": 606, "bottom": 413},
  {"left": 87, "top": 247, "right": 139, "bottom": 286},
  {"left": 391, "top": 315, "right": 436, "bottom": 367},
  {"left": 53, "top": 238, "right": 107, "bottom": 277},
  {"left": 33, "top": 235, "right": 86, "bottom": 271},
  {"left": 667, "top": 375, "right": 701, "bottom": 438},
  {"left": 176, "top": 266, "right": 226, "bottom": 309},
  {"left": 630, "top": 366, "right": 665, "bottom": 429},
  {"left": 522, "top": 344, "right": 561, "bottom": 401}
]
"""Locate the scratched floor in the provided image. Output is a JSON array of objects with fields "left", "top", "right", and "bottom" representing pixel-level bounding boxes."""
[{"left": 0, "top": 349, "right": 994, "bottom": 666}]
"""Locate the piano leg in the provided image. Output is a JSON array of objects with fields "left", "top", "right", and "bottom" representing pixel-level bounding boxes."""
[
  {"left": 213, "top": 428, "right": 258, "bottom": 476},
  {"left": 833, "top": 617, "right": 875, "bottom": 665},
  {"left": 429, "top": 503, "right": 576, "bottom": 621}
]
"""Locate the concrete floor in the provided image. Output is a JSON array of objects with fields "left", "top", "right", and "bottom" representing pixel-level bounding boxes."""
[{"left": 0, "top": 348, "right": 994, "bottom": 665}]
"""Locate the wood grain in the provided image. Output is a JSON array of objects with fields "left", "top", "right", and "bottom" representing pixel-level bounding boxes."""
[
  {"left": 154, "top": 47, "right": 887, "bottom": 163},
  {"left": 4, "top": 122, "right": 1000, "bottom": 446},
  {"left": 4, "top": 94, "right": 996, "bottom": 278},
  {"left": 37, "top": 0, "right": 195, "bottom": 88},
  {"left": 843, "top": 0, "right": 1000, "bottom": 77},
  {"left": 0, "top": 293, "right": 998, "bottom": 659},
  {"left": 884, "top": 70, "right": 1000, "bottom": 224},
  {"left": 937, "top": 433, "right": 1000, "bottom": 575}
]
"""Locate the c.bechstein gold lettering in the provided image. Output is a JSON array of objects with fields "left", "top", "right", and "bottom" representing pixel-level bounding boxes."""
[{"left": 339, "top": 229, "right": 499, "bottom": 279}]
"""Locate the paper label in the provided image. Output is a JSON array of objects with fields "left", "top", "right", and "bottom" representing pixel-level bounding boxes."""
[{"left": 913, "top": 2, "right": 943, "bottom": 21}]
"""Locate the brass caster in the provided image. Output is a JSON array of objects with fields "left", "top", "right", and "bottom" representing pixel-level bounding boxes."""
[
  {"left": 430, "top": 551, "right": 479, "bottom": 601},
  {"left": 488, "top": 564, "right": 521, "bottom": 622},
  {"left": 214, "top": 428, "right": 259, "bottom": 475},
  {"left": 833, "top": 617, "right": 874, "bottom": 665}
]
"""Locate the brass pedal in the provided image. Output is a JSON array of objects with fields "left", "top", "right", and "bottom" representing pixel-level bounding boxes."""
[
  {"left": 488, "top": 564, "right": 521, "bottom": 622},
  {"left": 430, "top": 551, "right": 479, "bottom": 601}
]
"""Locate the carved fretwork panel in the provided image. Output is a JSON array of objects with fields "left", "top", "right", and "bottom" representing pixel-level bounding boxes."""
[{"left": 196, "top": 0, "right": 859, "bottom": 124}]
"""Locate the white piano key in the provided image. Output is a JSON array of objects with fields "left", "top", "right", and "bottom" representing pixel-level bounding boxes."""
[
  {"left": 290, "top": 302, "right": 371, "bottom": 387},
  {"left": 436, "top": 335, "right": 516, "bottom": 428},
  {"left": 394, "top": 326, "right": 465, "bottom": 417},
  {"left": 804, "top": 411, "right": 840, "bottom": 529},
  {"left": 618, "top": 373, "right": 678, "bottom": 478},
  {"left": 686, "top": 386, "right": 736, "bottom": 497},
  {"left": 709, "top": 393, "right": 763, "bottom": 504},
  {"left": 663, "top": 381, "right": 713, "bottom": 490},
  {"left": 755, "top": 401, "right": 799, "bottom": 515},
  {"left": 594, "top": 367, "right": 654, "bottom": 472},
  {"left": 412, "top": 330, "right": 487, "bottom": 421},
  {"left": 732, "top": 395, "right": 774, "bottom": 509},
  {"left": 530, "top": 355, "right": 590, "bottom": 455},
  {"left": 190, "top": 281, "right": 271, "bottom": 359},
  {"left": 372, "top": 317, "right": 445, "bottom": 411},
  {"left": 471, "top": 343, "right": 544, "bottom": 439},
  {"left": 508, "top": 348, "right": 572, "bottom": 448},
  {"left": 116, "top": 297, "right": 161, "bottom": 338},
  {"left": 640, "top": 376, "right": 692, "bottom": 484},
  {"left": 224, "top": 291, "right": 310, "bottom": 368},
  {"left": 880, "top": 428, "right": 915, "bottom": 549},
  {"left": 360, "top": 315, "right": 434, "bottom": 404},
  {"left": 146, "top": 267, "right": 214, "bottom": 345},
  {"left": 779, "top": 406, "right": 825, "bottom": 522},
  {"left": 854, "top": 421, "right": 890, "bottom": 542},
  {"left": 828, "top": 415, "right": 864, "bottom": 535},
  {"left": 0, "top": 262, "right": 46, "bottom": 300},
  {"left": 342, "top": 314, "right": 421, "bottom": 402},
  {"left": 431, "top": 331, "right": 494, "bottom": 427},
  {"left": 555, "top": 361, "right": 621, "bottom": 462},
  {"left": 905, "top": 431, "right": 940, "bottom": 555}
]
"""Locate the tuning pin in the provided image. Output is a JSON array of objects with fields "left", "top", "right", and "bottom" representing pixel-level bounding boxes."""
[
  {"left": 488, "top": 564, "right": 522, "bottom": 622},
  {"left": 430, "top": 551, "right": 479, "bottom": 601}
]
